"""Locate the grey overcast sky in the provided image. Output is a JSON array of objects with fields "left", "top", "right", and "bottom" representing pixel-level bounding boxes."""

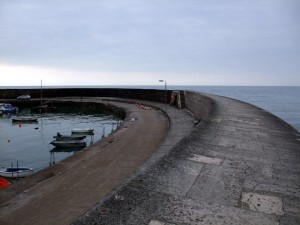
[{"left": 0, "top": 0, "right": 299, "bottom": 86}]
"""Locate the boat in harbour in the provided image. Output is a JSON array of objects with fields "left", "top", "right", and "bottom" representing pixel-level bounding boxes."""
[
  {"left": 12, "top": 116, "right": 38, "bottom": 123},
  {"left": 54, "top": 132, "right": 86, "bottom": 141},
  {"left": 50, "top": 140, "right": 87, "bottom": 148},
  {"left": 50, "top": 146, "right": 85, "bottom": 153},
  {"left": 32, "top": 104, "right": 57, "bottom": 113},
  {"left": 0, "top": 167, "right": 34, "bottom": 178},
  {"left": 17, "top": 94, "right": 31, "bottom": 100},
  {"left": 0, "top": 103, "right": 18, "bottom": 113},
  {"left": 31, "top": 80, "right": 56, "bottom": 113},
  {"left": 71, "top": 128, "right": 94, "bottom": 134}
]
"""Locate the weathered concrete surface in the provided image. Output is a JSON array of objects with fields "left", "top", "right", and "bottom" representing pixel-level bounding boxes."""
[
  {"left": 0, "top": 97, "right": 194, "bottom": 225},
  {"left": 74, "top": 93, "right": 300, "bottom": 225}
]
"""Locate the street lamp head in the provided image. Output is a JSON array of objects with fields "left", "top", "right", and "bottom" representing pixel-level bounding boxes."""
[{"left": 159, "top": 80, "right": 164, "bottom": 82}]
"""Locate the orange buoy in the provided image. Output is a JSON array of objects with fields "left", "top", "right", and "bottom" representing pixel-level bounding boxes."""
[{"left": 0, "top": 177, "right": 10, "bottom": 188}]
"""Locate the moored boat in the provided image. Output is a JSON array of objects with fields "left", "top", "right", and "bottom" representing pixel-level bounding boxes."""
[
  {"left": 12, "top": 116, "right": 38, "bottom": 123},
  {"left": 50, "top": 146, "right": 85, "bottom": 153},
  {"left": 17, "top": 94, "right": 31, "bottom": 100},
  {"left": 0, "top": 177, "right": 10, "bottom": 188},
  {"left": 54, "top": 132, "right": 86, "bottom": 141},
  {"left": 71, "top": 128, "right": 94, "bottom": 134},
  {"left": 0, "top": 167, "right": 33, "bottom": 178},
  {"left": 50, "top": 140, "right": 87, "bottom": 148},
  {"left": 32, "top": 104, "right": 56, "bottom": 113},
  {"left": 0, "top": 103, "right": 18, "bottom": 113}
]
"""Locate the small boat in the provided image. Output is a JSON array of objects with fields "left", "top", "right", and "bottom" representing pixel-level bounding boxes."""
[
  {"left": 0, "top": 167, "right": 33, "bottom": 178},
  {"left": 50, "top": 146, "right": 85, "bottom": 153},
  {"left": 50, "top": 140, "right": 87, "bottom": 148},
  {"left": 71, "top": 128, "right": 94, "bottom": 134},
  {"left": 0, "top": 177, "right": 10, "bottom": 188},
  {"left": 32, "top": 105, "right": 57, "bottom": 113},
  {"left": 54, "top": 132, "right": 86, "bottom": 141},
  {"left": 0, "top": 103, "right": 18, "bottom": 113},
  {"left": 17, "top": 94, "right": 31, "bottom": 100},
  {"left": 12, "top": 116, "right": 38, "bottom": 123}
]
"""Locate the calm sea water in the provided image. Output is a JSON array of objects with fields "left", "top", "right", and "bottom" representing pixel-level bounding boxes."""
[{"left": 0, "top": 106, "right": 121, "bottom": 172}]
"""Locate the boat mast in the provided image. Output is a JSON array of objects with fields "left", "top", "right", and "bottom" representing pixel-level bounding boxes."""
[{"left": 40, "top": 80, "right": 43, "bottom": 106}]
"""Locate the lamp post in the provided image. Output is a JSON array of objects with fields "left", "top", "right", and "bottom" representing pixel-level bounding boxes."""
[{"left": 159, "top": 80, "right": 167, "bottom": 112}]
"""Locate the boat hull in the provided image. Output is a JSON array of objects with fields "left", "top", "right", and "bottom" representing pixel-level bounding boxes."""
[
  {"left": 51, "top": 146, "right": 85, "bottom": 152},
  {"left": 71, "top": 128, "right": 94, "bottom": 134},
  {"left": 0, "top": 168, "right": 33, "bottom": 178},
  {"left": 50, "top": 140, "right": 87, "bottom": 148},
  {"left": 54, "top": 133, "right": 86, "bottom": 141},
  {"left": 0, "top": 103, "right": 18, "bottom": 113},
  {"left": 12, "top": 117, "right": 38, "bottom": 123}
]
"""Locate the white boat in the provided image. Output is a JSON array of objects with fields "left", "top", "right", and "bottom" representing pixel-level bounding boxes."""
[
  {"left": 12, "top": 117, "right": 38, "bottom": 123},
  {"left": 0, "top": 167, "right": 33, "bottom": 178},
  {"left": 17, "top": 94, "right": 31, "bottom": 100},
  {"left": 71, "top": 128, "right": 94, "bottom": 134},
  {"left": 54, "top": 132, "right": 86, "bottom": 141},
  {"left": 50, "top": 140, "right": 87, "bottom": 148},
  {"left": 0, "top": 103, "right": 18, "bottom": 113}
]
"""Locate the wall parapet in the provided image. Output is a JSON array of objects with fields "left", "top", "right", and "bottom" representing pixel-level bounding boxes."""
[{"left": 184, "top": 91, "right": 214, "bottom": 120}]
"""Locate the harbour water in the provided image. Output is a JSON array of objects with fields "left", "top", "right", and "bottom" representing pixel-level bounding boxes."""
[{"left": 0, "top": 105, "right": 121, "bottom": 172}]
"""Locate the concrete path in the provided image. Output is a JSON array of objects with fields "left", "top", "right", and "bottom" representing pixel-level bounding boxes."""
[
  {"left": 0, "top": 98, "right": 193, "bottom": 225},
  {"left": 74, "top": 94, "right": 300, "bottom": 225}
]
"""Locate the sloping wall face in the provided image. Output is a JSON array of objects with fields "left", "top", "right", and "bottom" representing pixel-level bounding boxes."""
[{"left": 184, "top": 91, "right": 214, "bottom": 120}]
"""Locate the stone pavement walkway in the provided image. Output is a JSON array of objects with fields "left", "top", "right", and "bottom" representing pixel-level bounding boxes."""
[
  {"left": 0, "top": 98, "right": 194, "bottom": 225},
  {"left": 74, "top": 94, "right": 300, "bottom": 225}
]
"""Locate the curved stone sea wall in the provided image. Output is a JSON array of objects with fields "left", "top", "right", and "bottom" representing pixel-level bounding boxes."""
[{"left": 0, "top": 88, "right": 215, "bottom": 120}]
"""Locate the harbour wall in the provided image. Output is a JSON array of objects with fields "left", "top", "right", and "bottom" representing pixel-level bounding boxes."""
[
  {"left": 0, "top": 88, "right": 214, "bottom": 120},
  {"left": 0, "top": 88, "right": 170, "bottom": 103}
]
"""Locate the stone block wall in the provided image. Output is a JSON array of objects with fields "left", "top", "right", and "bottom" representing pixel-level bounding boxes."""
[{"left": 184, "top": 91, "right": 214, "bottom": 120}]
